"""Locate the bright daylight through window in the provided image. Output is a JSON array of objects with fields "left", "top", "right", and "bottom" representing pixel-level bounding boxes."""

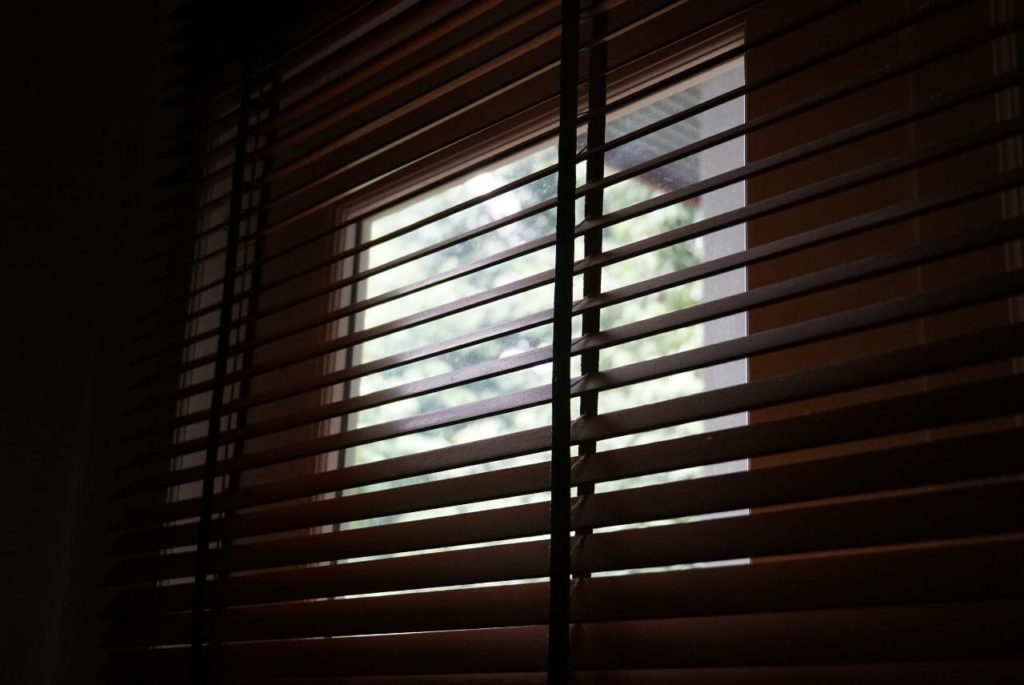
[{"left": 316, "top": 55, "right": 747, "bottom": 576}]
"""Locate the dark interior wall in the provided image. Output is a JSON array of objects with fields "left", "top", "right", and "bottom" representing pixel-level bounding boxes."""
[{"left": 0, "top": 1, "right": 175, "bottom": 681}]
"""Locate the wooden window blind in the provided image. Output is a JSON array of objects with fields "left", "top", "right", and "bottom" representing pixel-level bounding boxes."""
[{"left": 104, "top": 0, "right": 1023, "bottom": 682}]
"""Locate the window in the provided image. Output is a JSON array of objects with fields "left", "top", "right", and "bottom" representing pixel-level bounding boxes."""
[
  {"left": 107, "top": 1, "right": 1023, "bottom": 682},
  {"left": 312, "top": 55, "right": 748, "bottom": 534}
]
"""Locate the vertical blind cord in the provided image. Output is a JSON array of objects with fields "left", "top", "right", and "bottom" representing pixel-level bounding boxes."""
[
  {"left": 549, "top": 0, "right": 580, "bottom": 682},
  {"left": 189, "top": 55, "right": 255, "bottom": 685}
]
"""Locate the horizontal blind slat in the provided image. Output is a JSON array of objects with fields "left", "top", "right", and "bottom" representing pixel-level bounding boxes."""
[
  {"left": 103, "top": 601, "right": 1023, "bottom": 677},
  {"left": 105, "top": 536, "right": 1024, "bottom": 646},
  {"left": 118, "top": 308, "right": 1024, "bottom": 494},
  {"left": 107, "top": 426, "right": 1022, "bottom": 582},
  {"left": 108, "top": 476, "right": 1024, "bottom": 613},
  {"left": 156, "top": 165, "right": 1022, "bottom": 433}
]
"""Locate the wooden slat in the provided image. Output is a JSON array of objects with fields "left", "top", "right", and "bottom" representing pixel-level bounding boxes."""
[
  {"left": 117, "top": 365, "right": 1024, "bottom": 553},
  {"left": 107, "top": 425, "right": 1022, "bottom": 582},
  {"left": 107, "top": 476, "right": 1024, "bottom": 614},
  {"left": 101, "top": 625, "right": 549, "bottom": 681},
  {"left": 230, "top": 663, "right": 1024, "bottom": 685},
  {"left": 160, "top": 166, "right": 1023, "bottom": 433},
  {"left": 104, "top": 536, "right": 1024, "bottom": 646},
  {"left": 116, "top": 236, "right": 1022, "bottom": 528},
  {"left": 162, "top": 65, "right": 1020, "bottom": 381},
  {"left": 154, "top": 111, "right": 1018, "bottom": 406},
  {"left": 131, "top": 0, "right": 874, "bottom": 341},
  {"left": 116, "top": 373, "right": 1022, "bottom": 562},
  {"left": 570, "top": 602, "right": 1024, "bottom": 669},
  {"left": 126, "top": 202, "right": 1024, "bottom": 467},
  {"left": 123, "top": 0, "right": 888, "bottom": 362},
  {"left": 568, "top": 664, "right": 1024, "bottom": 685},
  {"left": 101, "top": 601, "right": 1024, "bottom": 678},
  {"left": 118, "top": 305, "right": 1024, "bottom": 495},
  {"left": 274, "top": 1, "right": 475, "bottom": 117}
]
